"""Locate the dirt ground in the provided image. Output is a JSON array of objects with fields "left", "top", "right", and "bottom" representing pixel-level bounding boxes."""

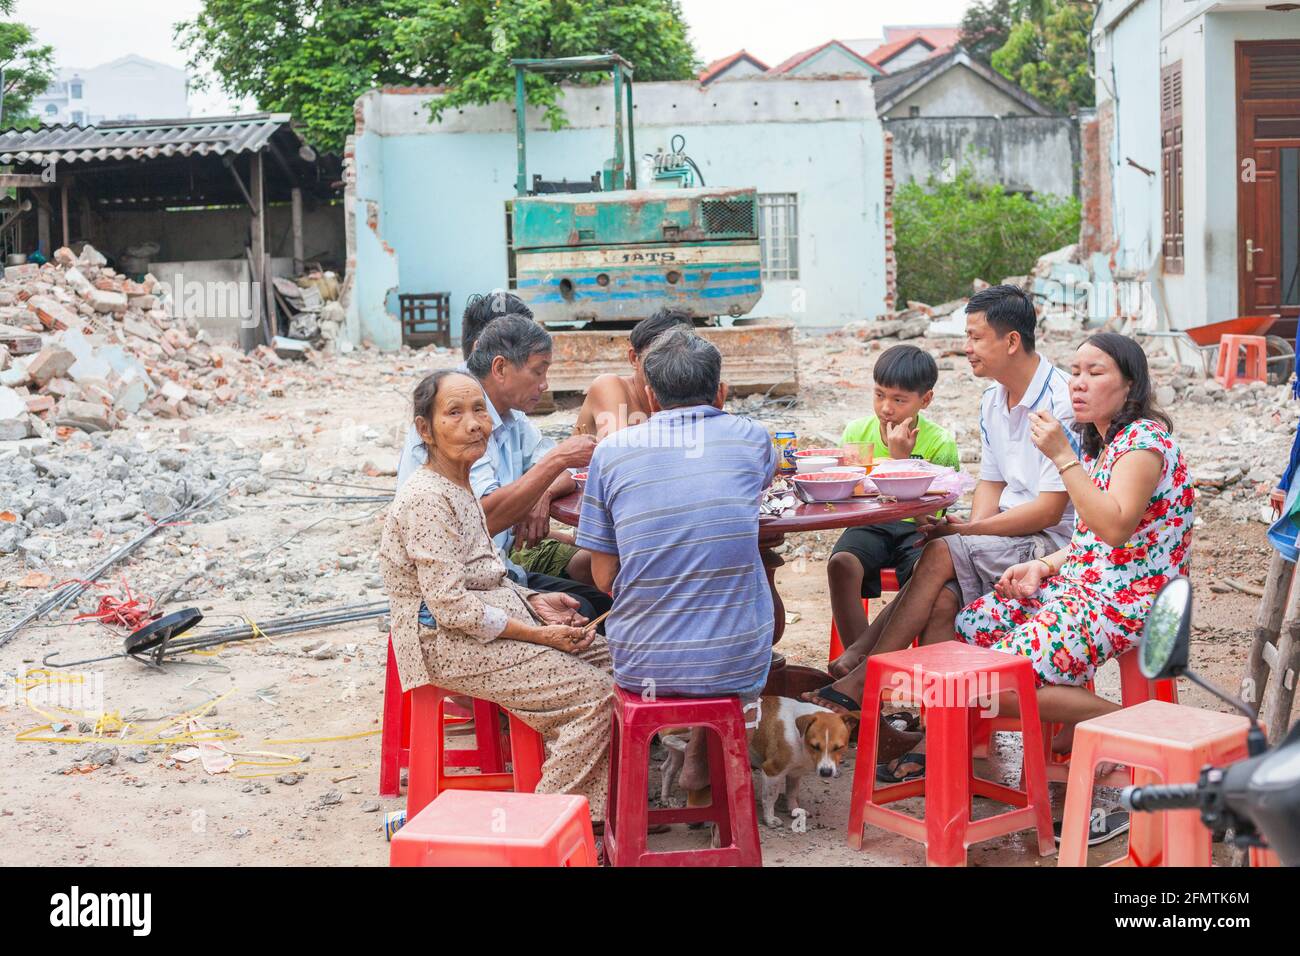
[{"left": 0, "top": 329, "right": 1282, "bottom": 866}]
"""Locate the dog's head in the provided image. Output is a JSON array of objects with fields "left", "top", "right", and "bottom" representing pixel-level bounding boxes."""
[{"left": 795, "top": 710, "right": 859, "bottom": 778}]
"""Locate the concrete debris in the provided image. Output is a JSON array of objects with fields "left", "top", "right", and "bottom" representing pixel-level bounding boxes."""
[
  {"left": 867, "top": 244, "right": 1159, "bottom": 339},
  {"left": 0, "top": 247, "right": 326, "bottom": 438}
]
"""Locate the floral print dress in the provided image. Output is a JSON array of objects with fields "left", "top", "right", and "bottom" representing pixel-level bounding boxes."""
[{"left": 955, "top": 419, "right": 1194, "bottom": 686}]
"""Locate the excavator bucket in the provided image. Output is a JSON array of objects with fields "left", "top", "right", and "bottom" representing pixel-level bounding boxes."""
[{"left": 543, "top": 321, "right": 799, "bottom": 397}]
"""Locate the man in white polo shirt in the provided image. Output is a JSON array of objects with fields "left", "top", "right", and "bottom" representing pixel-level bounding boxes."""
[{"left": 807, "top": 286, "right": 1074, "bottom": 753}]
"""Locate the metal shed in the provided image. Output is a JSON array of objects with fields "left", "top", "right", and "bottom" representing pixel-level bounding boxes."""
[{"left": 0, "top": 114, "right": 343, "bottom": 347}]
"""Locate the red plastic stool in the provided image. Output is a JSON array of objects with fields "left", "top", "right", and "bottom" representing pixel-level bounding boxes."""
[
  {"left": 1249, "top": 845, "right": 1281, "bottom": 867},
  {"left": 407, "top": 684, "right": 547, "bottom": 818},
  {"left": 391, "top": 790, "right": 597, "bottom": 867},
  {"left": 378, "top": 635, "right": 510, "bottom": 797},
  {"left": 848, "top": 642, "right": 1055, "bottom": 866},
  {"left": 829, "top": 568, "right": 900, "bottom": 664},
  {"left": 1057, "top": 700, "right": 1251, "bottom": 867},
  {"left": 604, "top": 687, "right": 762, "bottom": 867},
  {"left": 972, "top": 647, "right": 1178, "bottom": 778},
  {"left": 1215, "top": 334, "right": 1269, "bottom": 389}
]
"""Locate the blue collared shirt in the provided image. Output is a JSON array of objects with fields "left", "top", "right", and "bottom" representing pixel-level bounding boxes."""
[{"left": 467, "top": 400, "right": 556, "bottom": 582}]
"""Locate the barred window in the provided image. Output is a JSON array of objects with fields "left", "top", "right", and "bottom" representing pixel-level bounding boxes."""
[{"left": 758, "top": 193, "right": 799, "bottom": 281}]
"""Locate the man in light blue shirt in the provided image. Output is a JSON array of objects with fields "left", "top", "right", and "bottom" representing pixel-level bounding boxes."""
[{"left": 396, "top": 291, "right": 532, "bottom": 488}]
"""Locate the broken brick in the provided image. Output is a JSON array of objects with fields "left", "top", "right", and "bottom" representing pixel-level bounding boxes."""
[{"left": 26, "top": 346, "right": 76, "bottom": 386}]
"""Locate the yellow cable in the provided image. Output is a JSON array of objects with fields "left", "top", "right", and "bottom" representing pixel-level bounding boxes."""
[{"left": 264, "top": 730, "right": 382, "bottom": 744}]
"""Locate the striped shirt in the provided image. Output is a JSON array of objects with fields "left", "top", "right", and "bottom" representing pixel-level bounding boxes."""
[
  {"left": 978, "top": 354, "right": 1077, "bottom": 541},
  {"left": 575, "top": 405, "right": 776, "bottom": 697}
]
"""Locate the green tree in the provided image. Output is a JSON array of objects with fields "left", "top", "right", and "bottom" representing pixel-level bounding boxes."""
[
  {"left": 894, "top": 164, "right": 1080, "bottom": 306},
  {"left": 959, "top": 0, "right": 1016, "bottom": 63},
  {"left": 177, "top": 0, "right": 698, "bottom": 152},
  {"left": 397, "top": 0, "right": 697, "bottom": 130},
  {"left": 0, "top": 0, "right": 55, "bottom": 128},
  {"left": 989, "top": 0, "right": 1095, "bottom": 114}
]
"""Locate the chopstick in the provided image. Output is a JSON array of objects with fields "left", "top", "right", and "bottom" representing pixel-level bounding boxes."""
[{"left": 583, "top": 609, "right": 611, "bottom": 633}]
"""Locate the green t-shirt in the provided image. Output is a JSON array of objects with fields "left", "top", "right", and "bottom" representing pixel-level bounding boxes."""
[
  {"left": 840, "top": 412, "right": 960, "bottom": 469},
  {"left": 840, "top": 413, "right": 960, "bottom": 520}
]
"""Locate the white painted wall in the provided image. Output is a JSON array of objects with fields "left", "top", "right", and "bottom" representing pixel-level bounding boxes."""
[
  {"left": 348, "top": 77, "right": 890, "bottom": 346},
  {"left": 1096, "top": 0, "right": 1300, "bottom": 328},
  {"left": 1094, "top": 0, "right": 1163, "bottom": 275}
]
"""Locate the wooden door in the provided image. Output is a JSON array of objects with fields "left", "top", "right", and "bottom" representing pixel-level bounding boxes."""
[{"left": 1238, "top": 40, "right": 1300, "bottom": 333}]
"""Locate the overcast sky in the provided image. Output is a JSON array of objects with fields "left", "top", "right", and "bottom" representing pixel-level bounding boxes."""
[{"left": 14, "top": 0, "right": 975, "bottom": 115}]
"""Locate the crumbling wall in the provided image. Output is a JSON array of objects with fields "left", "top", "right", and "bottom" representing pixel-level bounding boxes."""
[{"left": 883, "top": 115, "right": 1079, "bottom": 199}]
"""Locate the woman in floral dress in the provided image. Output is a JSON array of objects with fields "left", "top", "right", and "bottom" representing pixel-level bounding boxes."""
[{"left": 952, "top": 332, "right": 1193, "bottom": 736}]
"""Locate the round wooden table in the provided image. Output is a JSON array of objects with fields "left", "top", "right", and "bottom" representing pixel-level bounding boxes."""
[{"left": 548, "top": 487, "right": 960, "bottom": 695}]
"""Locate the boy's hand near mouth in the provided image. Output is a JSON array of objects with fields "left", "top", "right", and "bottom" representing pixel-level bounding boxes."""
[{"left": 884, "top": 416, "right": 920, "bottom": 460}]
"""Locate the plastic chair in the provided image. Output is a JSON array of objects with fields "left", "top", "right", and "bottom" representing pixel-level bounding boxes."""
[
  {"left": 848, "top": 642, "right": 1055, "bottom": 866},
  {"left": 1056, "top": 700, "right": 1251, "bottom": 867},
  {"left": 1249, "top": 846, "right": 1281, "bottom": 867},
  {"left": 391, "top": 790, "right": 597, "bottom": 867},
  {"left": 972, "top": 647, "right": 1178, "bottom": 776},
  {"left": 406, "top": 683, "right": 546, "bottom": 819},
  {"left": 604, "top": 687, "right": 762, "bottom": 867},
  {"left": 379, "top": 634, "right": 511, "bottom": 797},
  {"left": 1215, "top": 334, "right": 1269, "bottom": 389},
  {"left": 829, "top": 568, "right": 900, "bottom": 664}
]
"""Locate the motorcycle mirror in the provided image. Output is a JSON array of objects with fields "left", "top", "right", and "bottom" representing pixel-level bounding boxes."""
[{"left": 1139, "top": 576, "right": 1191, "bottom": 680}]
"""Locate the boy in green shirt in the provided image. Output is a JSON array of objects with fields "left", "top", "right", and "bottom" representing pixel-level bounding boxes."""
[{"left": 829, "top": 344, "right": 959, "bottom": 661}]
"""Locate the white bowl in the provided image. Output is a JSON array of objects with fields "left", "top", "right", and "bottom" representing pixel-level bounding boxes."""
[
  {"left": 795, "top": 455, "right": 838, "bottom": 474},
  {"left": 870, "top": 471, "right": 937, "bottom": 499},
  {"left": 792, "top": 471, "right": 862, "bottom": 501},
  {"left": 823, "top": 465, "right": 866, "bottom": 476}
]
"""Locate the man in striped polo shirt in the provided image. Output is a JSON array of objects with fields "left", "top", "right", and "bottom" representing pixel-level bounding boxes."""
[
  {"left": 577, "top": 328, "right": 776, "bottom": 696},
  {"left": 576, "top": 328, "right": 776, "bottom": 786}
]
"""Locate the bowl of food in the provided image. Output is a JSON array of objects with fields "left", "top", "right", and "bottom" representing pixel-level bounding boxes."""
[
  {"left": 870, "top": 470, "right": 937, "bottom": 500},
  {"left": 792, "top": 471, "right": 863, "bottom": 502},
  {"left": 573, "top": 471, "right": 588, "bottom": 495},
  {"left": 794, "top": 455, "right": 838, "bottom": 474},
  {"left": 795, "top": 447, "right": 853, "bottom": 465}
]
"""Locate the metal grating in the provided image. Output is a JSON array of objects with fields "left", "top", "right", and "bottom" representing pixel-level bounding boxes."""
[
  {"left": 702, "top": 199, "right": 754, "bottom": 235},
  {"left": 758, "top": 193, "right": 799, "bottom": 281}
]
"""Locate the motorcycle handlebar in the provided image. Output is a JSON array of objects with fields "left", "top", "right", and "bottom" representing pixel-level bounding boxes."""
[{"left": 1121, "top": 782, "right": 1201, "bottom": 813}]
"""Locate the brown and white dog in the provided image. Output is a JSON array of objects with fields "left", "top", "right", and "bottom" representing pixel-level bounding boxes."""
[{"left": 747, "top": 696, "right": 859, "bottom": 829}]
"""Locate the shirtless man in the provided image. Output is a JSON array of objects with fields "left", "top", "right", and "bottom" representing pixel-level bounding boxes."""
[{"left": 573, "top": 308, "right": 694, "bottom": 439}]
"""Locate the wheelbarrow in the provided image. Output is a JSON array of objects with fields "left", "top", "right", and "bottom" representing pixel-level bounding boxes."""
[{"left": 1138, "top": 315, "right": 1295, "bottom": 384}]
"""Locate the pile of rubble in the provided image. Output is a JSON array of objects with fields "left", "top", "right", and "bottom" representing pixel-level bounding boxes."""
[
  {"left": 847, "top": 243, "right": 1119, "bottom": 343},
  {"left": 0, "top": 245, "right": 294, "bottom": 441}
]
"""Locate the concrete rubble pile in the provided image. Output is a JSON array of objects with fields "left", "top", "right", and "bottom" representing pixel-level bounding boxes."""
[
  {"left": 0, "top": 244, "right": 303, "bottom": 442},
  {"left": 845, "top": 243, "right": 1113, "bottom": 345}
]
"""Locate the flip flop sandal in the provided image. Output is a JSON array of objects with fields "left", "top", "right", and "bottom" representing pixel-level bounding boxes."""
[
  {"left": 1053, "top": 809, "right": 1130, "bottom": 847},
  {"left": 883, "top": 711, "right": 921, "bottom": 733},
  {"left": 808, "top": 685, "right": 861, "bottom": 713},
  {"left": 876, "top": 751, "right": 926, "bottom": 784}
]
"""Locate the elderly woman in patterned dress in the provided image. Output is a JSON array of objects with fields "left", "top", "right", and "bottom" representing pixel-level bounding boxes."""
[
  {"left": 882, "top": 333, "right": 1194, "bottom": 782},
  {"left": 380, "top": 369, "right": 615, "bottom": 820}
]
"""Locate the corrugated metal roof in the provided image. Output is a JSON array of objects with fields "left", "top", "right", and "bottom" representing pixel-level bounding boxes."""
[{"left": 0, "top": 113, "right": 295, "bottom": 166}]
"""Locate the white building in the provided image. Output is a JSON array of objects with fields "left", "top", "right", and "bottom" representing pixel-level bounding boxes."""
[
  {"left": 31, "top": 55, "right": 189, "bottom": 126},
  {"left": 1093, "top": 0, "right": 1300, "bottom": 336},
  {"left": 347, "top": 76, "right": 893, "bottom": 348}
]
